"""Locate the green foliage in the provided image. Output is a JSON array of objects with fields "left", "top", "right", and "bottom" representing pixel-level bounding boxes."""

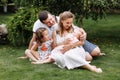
[
  {"left": 108, "top": 0, "right": 120, "bottom": 9},
  {"left": 7, "top": 7, "right": 41, "bottom": 46},
  {"left": 6, "top": 0, "right": 119, "bottom": 46},
  {"left": 0, "top": 0, "right": 8, "bottom": 6},
  {"left": 13, "top": 0, "right": 46, "bottom": 8},
  {"left": 46, "top": 0, "right": 119, "bottom": 26}
]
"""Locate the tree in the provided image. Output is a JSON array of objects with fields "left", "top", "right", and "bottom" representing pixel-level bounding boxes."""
[
  {"left": 0, "top": 0, "right": 8, "bottom": 12},
  {"left": 7, "top": 0, "right": 119, "bottom": 46},
  {"left": 47, "top": 0, "right": 119, "bottom": 27}
]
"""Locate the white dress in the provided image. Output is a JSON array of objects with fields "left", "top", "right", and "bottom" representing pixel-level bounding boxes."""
[{"left": 50, "top": 33, "right": 89, "bottom": 69}]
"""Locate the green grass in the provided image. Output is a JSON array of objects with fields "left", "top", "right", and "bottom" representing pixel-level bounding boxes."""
[
  {"left": 0, "top": 14, "right": 120, "bottom": 80},
  {"left": 83, "top": 14, "right": 120, "bottom": 43}
]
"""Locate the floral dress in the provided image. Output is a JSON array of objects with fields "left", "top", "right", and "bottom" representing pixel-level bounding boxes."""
[{"left": 38, "top": 40, "right": 52, "bottom": 60}]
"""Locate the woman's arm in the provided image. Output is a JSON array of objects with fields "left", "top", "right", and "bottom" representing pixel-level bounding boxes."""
[
  {"left": 61, "top": 28, "right": 86, "bottom": 53},
  {"left": 51, "top": 30, "right": 71, "bottom": 49},
  {"left": 62, "top": 40, "right": 85, "bottom": 53}
]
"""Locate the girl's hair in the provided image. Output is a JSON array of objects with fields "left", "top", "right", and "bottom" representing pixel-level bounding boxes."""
[
  {"left": 35, "top": 27, "right": 47, "bottom": 44},
  {"left": 58, "top": 11, "right": 74, "bottom": 36}
]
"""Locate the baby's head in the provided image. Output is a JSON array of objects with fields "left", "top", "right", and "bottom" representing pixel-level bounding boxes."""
[{"left": 36, "top": 28, "right": 50, "bottom": 44}]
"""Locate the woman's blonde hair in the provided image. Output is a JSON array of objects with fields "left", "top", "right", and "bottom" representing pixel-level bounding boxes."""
[{"left": 58, "top": 11, "right": 74, "bottom": 36}]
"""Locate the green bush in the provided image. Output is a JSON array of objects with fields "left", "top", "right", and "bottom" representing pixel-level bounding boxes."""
[{"left": 7, "top": 7, "right": 41, "bottom": 46}]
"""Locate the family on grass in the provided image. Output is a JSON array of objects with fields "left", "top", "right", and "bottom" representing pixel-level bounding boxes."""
[{"left": 19, "top": 10, "right": 105, "bottom": 73}]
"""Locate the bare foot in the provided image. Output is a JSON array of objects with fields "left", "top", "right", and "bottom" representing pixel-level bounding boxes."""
[
  {"left": 100, "top": 53, "right": 106, "bottom": 56},
  {"left": 31, "top": 61, "right": 43, "bottom": 64},
  {"left": 95, "top": 68, "right": 102, "bottom": 73},
  {"left": 91, "top": 66, "right": 102, "bottom": 73},
  {"left": 18, "top": 56, "right": 28, "bottom": 59}
]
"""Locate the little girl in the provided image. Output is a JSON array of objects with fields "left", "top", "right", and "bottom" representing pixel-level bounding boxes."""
[{"left": 25, "top": 27, "right": 53, "bottom": 62}]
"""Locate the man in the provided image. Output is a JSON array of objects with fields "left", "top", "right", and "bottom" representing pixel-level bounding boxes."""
[
  {"left": 19, "top": 10, "right": 104, "bottom": 59},
  {"left": 28, "top": 10, "right": 58, "bottom": 49},
  {"left": 18, "top": 10, "right": 58, "bottom": 59}
]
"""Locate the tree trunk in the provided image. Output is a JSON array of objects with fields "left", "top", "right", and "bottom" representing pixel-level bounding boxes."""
[{"left": 3, "top": 5, "right": 7, "bottom": 13}]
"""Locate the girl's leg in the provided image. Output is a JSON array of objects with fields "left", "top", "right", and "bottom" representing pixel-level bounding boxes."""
[
  {"left": 18, "top": 55, "right": 28, "bottom": 59},
  {"left": 25, "top": 49, "right": 38, "bottom": 62},
  {"left": 31, "top": 51, "right": 41, "bottom": 60},
  {"left": 82, "top": 64, "right": 102, "bottom": 73},
  {"left": 31, "top": 57, "right": 54, "bottom": 64}
]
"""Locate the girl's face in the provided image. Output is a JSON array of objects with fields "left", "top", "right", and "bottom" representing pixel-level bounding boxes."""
[
  {"left": 42, "top": 30, "right": 50, "bottom": 41},
  {"left": 61, "top": 18, "right": 73, "bottom": 30}
]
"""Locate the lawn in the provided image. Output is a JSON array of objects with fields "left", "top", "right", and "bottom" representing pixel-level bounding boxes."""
[{"left": 0, "top": 13, "right": 120, "bottom": 80}]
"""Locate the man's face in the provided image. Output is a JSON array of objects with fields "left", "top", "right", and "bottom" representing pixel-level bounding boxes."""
[{"left": 43, "top": 14, "right": 55, "bottom": 27}]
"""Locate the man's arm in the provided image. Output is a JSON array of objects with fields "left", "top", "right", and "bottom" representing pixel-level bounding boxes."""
[
  {"left": 28, "top": 33, "right": 36, "bottom": 49},
  {"left": 30, "top": 42, "right": 41, "bottom": 60},
  {"left": 79, "top": 28, "right": 87, "bottom": 40}
]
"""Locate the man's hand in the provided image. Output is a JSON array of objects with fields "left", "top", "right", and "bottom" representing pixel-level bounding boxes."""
[{"left": 79, "top": 28, "right": 87, "bottom": 40}]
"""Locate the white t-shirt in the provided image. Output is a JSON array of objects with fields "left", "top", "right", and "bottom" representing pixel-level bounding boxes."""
[
  {"left": 33, "top": 19, "right": 47, "bottom": 33},
  {"left": 33, "top": 17, "right": 59, "bottom": 37}
]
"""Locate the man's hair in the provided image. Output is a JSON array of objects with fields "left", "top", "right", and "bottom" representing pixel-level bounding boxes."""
[{"left": 38, "top": 10, "right": 50, "bottom": 23}]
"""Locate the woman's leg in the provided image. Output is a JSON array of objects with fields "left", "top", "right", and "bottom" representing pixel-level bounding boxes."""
[
  {"left": 82, "top": 64, "right": 102, "bottom": 73},
  {"left": 85, "top": 52, "right": 93, "bottom": 61}
]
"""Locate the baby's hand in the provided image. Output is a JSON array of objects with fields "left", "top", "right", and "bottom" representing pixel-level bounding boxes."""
[{"left": 63, "top": 38, "right": 72, "bottom": 45}]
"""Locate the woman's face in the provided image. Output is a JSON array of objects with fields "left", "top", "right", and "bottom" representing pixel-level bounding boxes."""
[{"left": 61, "top": 18, "right": 73, "bottom": 30}]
